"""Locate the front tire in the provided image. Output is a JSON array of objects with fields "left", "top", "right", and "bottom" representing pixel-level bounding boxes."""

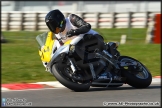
[
  {"left": 119, "top": 56, "right": 152, "bottom": 88},
  {"left": 51, "top": 63, "right": 91, "bottom": 92}
]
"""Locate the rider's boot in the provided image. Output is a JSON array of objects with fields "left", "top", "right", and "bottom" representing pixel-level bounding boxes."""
[{"left": 105, "top": 42, "right": 120, "bottom": 60}]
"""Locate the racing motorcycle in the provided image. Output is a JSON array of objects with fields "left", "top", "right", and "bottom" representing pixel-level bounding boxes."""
[{"left": 36, "top": 31, "right": 152, "bottom": 92}]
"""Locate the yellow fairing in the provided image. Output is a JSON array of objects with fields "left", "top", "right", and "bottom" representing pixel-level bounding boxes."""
[
  {"left": 39, "top": 32, "right": 55, "bottom": 62},
  {"left": 64, "top": 40, "right": 72, "bottom": 45}
]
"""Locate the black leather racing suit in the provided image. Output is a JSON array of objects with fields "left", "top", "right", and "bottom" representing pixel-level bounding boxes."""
[
  {"left": 68, "top": 14, "right": 119, "bottom": 60},
  {"left": 67, "top": 14, "right": 104, "bottom": 40},
  {"left": 69, "top": 14, "right": 92, "bottom": 35}
]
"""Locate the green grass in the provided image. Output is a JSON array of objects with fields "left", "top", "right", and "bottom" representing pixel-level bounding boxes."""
[
  {"left": 1, "top": 28, "right": 161, "bottom": 84},
  {"left": 94, "top": 28, "right": 148, "bottom": 44}
]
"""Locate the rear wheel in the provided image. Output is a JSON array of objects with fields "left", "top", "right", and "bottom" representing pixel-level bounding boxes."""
[{"left": 119, "top": 56, "right": 152, "bottom": 88}]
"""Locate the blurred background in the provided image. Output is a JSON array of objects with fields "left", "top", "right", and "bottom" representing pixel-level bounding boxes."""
[
  {"left": 1, "top": 1, "right": 161, "bottom": 12},
  {"left": 1, "top": 1, "right": 161, "bottom": 84},
  {"left": 1, "top": 1, "right": 161, "bottom": 40}
]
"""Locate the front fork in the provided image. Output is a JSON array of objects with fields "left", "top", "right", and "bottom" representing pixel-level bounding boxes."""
[{"left": 68, "top": 57, "right": 77, "bottom": 73}]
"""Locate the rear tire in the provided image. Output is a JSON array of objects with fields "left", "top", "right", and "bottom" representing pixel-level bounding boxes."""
[{"left": 119, "top": 56, "right": 152, "bottom": 88}]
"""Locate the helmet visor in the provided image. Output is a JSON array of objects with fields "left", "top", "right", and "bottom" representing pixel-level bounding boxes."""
[{"left": 46, "top": 21, "right": 58, "bottom": 33}]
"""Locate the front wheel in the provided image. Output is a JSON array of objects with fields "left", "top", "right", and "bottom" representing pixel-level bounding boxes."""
[
  {"left": 119, "top": 56, "right": 152, "bottom": 88},
  {"left": 51, "top": 55, "right": 91, "bottom": 92}
]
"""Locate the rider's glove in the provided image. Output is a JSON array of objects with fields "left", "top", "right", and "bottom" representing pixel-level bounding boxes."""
[{"left": 66, "top": 29, "right": 78, "bottom": 37}]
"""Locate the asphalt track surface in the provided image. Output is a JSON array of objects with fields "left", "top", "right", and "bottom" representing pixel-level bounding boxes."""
[{"left": 2, "top": 83, "right": 161, "bottom": 107}]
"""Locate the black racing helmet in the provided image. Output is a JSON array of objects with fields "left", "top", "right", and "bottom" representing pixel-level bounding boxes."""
[{"left": 45, "top": 9, "right": 66, "bottom": 33}]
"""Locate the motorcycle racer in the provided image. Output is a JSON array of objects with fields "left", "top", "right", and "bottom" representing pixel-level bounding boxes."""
[
  {"left": 42, "top": 9, "right": 105, "bottom": 68},
  {"left": 45, "top": 9, "right": 104, "bottom": 44}
]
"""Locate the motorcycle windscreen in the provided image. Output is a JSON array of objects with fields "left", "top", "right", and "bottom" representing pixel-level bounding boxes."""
[{"left": 36, "top": 32, "right": 48, "bottom": 50}]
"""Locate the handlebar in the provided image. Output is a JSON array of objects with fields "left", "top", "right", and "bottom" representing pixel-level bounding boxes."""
[{"left": 61, "top": 33, "right": 72, "bottom": 40}]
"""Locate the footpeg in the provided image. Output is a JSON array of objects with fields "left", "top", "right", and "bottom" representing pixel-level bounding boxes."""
[{"left": 89, "top": 63, "right": 96, "bottom": 80}]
